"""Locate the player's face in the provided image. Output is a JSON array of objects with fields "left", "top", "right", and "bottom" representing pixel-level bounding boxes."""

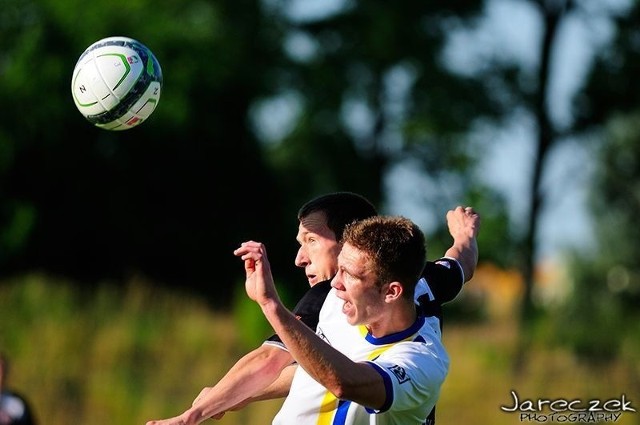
[
  {"left": 295, "top": 211, "right": 342, "bottom": 286},
  {"left": 331, "top": 243, "right": 387, "bottom": 328}
]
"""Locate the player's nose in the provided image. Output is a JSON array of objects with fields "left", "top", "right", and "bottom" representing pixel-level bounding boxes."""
[
  {"left": 330, "top": 271, "right": 345, "bottom": 290},
  {"left": 294, "top": 247, "right": 309, "bottom": 268}
]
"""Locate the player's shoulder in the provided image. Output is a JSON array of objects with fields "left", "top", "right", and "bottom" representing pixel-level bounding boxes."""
[
  {"left": 378, "top": 321, "right": 448, "bottom": 368},
  {"left": 299, "top": 279, "right": 332, "bottom": 298},
  {"left": 425, "top": 257, "right": 464, "bottom": 279},
  {"left": 421, "top": 257, "right": 464, "bottom": 293},
  {"left": 294, "top": 279, "right": 333, "bottom": 309}
]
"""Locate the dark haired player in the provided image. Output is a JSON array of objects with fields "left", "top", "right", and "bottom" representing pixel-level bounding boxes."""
[{"left": 146, "top": 192, "right": 479, "bottom": 425}]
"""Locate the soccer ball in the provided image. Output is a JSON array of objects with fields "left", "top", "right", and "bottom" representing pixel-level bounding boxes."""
[{"left": 71, "top": 36, "right": 163, "bottom": 131}]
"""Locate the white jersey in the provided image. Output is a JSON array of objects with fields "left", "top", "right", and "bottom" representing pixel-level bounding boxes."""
[
  {"left": 316, "top": 279, "right": 443, "bottom": 353},
  {"left": 273, "top": 283, "right": 449, "bottom": 425}
]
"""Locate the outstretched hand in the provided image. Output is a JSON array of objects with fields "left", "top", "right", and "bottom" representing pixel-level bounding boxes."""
[
  {"left": 445, "top": 206, "right": 480, "bottom": 282},
  {"left": 447, "top": 206, "right": 480, "bottom": 240},
  {"left": 233, "top": 241, "right": 280, "bottom": 307}
]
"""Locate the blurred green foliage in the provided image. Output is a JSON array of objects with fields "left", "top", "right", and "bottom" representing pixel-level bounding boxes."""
[
  {"left": 1, "top": 0, "right": 639, "bottom": 381},
  {"left": 547, "top": 113, "right": 640, "bottom": 362},
  {"left": 0, "top": 0, "right": 513, "bottom": 309},
  {"left": 541, "top": 6, "right": 640, "bottom": 363},
  {"left": 1, "top": 275, "right": 638, "bottom": 425},
  {"left": 0, "top": 0, "right": 298, "bottom": 307}
]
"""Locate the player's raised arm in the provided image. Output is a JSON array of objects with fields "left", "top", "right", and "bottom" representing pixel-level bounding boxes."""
[
  {"left": 444, "top": 206, "right": 480, "bottom": 282},
  {"left": 233, "top": 240, "right": 391, "bottom": 410}
]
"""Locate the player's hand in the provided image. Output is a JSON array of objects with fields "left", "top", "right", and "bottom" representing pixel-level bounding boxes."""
[
  {"left": 233, "top": 241, "right": 279, "bottom": 306},
  {"left": 445, "top": 206, "right": 480, "bottom": 282},
  {"left": 447, "top": 206, "right": 480, "bottom": 240}
]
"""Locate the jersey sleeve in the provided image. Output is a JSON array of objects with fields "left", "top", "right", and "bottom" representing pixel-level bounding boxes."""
[
  {"left": 364, "top": 341, "right": 449, "bottom": 416},
  {"left": 421, "top": 257, "right": 464, "bottom": 304},
  {"left": 263, "top": 280, "right": 332, "bottom": 350}
]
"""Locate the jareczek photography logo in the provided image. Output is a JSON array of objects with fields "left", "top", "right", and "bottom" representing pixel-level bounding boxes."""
[{"left": 501, "top": 390, "right": 636, "bottom": 423}]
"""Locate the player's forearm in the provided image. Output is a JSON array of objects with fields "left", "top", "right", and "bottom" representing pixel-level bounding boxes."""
[
  {"left": 444, "top": 237, "right": 478, "bottom": 282},
  {"left": 260, "top": 300, "right": 384, "bottom": 406},
  {"left": 189, "top": 346, "right": 292, "bottom": 419},
  {"left": 246, "top": 363, "right": 295, "bottom": 402},
  {"left": 226, "top": 366, "right": 293, "bottom": 412}
]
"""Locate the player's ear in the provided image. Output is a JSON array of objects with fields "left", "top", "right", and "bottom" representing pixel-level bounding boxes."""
[{"left": 383, "top": 281, "right": 403, "bottom": 303}]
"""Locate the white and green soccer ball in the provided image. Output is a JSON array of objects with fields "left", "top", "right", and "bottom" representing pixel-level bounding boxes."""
[{"left": 71, "top": 36, "right": 163, "bottom": 131}]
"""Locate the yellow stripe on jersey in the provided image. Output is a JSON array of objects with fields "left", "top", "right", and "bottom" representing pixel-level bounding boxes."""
[
  {"left": 358, "top": 325, "right": 368, "bottom": 337},
  {"left": 315, "top": 331, "right": 418, "bottom": 424},
  {"left": 317, "top": 391, "right": 339, "bottom": 425}
]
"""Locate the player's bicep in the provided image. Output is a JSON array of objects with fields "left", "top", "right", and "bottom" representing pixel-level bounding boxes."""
[
  {"left": 366, "top": 346, "right": 448, "bottom": 414},
  {"left": 422, "top": 258, "right": 464, "bottom": 304},
  {"left": 328, "top": 362, "right": 388, "bottom": 411}
]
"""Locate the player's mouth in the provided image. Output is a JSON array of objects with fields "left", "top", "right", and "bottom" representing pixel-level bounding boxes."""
[{"left": 342, "top": 300, "right": 354, "bottom": 315}]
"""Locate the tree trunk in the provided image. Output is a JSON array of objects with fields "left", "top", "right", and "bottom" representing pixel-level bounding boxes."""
[{"left": 514, "top": 0, "right": 573, "bottom": 374}]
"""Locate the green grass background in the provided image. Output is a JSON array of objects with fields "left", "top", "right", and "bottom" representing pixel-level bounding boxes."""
[{"left": 1, "top": 274, "right": 638, "bottom": 425}]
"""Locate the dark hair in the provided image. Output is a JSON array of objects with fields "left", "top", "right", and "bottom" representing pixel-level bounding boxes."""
[
  {"left": 342, "top": 215, "right": 426, "bottom": 300},
  {"left": 297, "top": 192, "right": 378, "bottom": 242}
]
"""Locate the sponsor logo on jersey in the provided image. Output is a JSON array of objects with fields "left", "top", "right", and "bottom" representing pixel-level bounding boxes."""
[
  {"left": 316, "top": 327, "right": 330, "bottom": 344},
  {"left": 417, "top": 277, "right": 435, "bottom": 302},
  {"left": 435, "top": 260, "right": 451, "bottom": 269},
  {"left": 388, "top": 365, "right": 410, "bottom": 384}
]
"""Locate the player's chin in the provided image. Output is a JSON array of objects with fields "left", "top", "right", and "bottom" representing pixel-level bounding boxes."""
[{"left": 344, "top": 315, "right": 358, "bottom": 326}]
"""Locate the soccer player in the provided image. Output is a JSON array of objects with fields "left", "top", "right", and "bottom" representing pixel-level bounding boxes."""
[
  {"left": 237, "top": 215, "right": 448, "bottom": 424},
  {"left": 146, "top": 192, "right": 479, "bottom": 425}
]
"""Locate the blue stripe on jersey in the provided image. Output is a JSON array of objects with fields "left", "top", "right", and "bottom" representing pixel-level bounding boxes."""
[
  {"left": 333, "top": 399, "right": 351, "bottom": 424},
  {"left": 365, "top": 315, "right": 426, "bottom": 345},
  {"left": 364, "top": 362, "right": 394, "bottom": 413}
]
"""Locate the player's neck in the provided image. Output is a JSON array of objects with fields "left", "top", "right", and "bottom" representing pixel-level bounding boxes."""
[{"left": 366, "top": 304, "right": 418, "bottom": 338}]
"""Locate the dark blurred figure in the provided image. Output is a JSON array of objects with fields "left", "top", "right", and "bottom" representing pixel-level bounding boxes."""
[{"left": 0, "top": 353, "right": 36, "bottom": 425}]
